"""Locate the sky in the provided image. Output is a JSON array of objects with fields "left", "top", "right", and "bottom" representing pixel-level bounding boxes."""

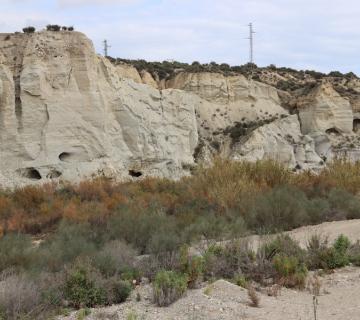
[{"left": 1, "top": 0, "right": 359, "bottom": 74}]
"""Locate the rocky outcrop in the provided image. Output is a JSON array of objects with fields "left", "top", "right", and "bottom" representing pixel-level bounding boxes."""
[
  {"left": 115, "top": 64, "right": 142, "bottom": 84},
  {"left": 231, "top": 115, "right": 323, "bottom": 170},
  {"left": 298, "top": 83, "right": 353, "bottom": 135},
  {"left": 167, "top": 72, "right": 288, "bottom": 137},
  {"left": 0, "top": 32, "right": 198, "bottom": 187},
  {"left": 1, "top": 31, "right": 360, "bottom": 187}
]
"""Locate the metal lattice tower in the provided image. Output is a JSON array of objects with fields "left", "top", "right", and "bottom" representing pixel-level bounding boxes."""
[
  {"left": 248, "top": 23, "right": 255, "bottom": 63},
  {"left": 103, "top": 39, "right": 111, "bottom": 57}
]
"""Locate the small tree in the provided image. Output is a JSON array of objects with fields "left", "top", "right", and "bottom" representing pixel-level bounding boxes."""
[
  {"left": 68, "top": 26, "right": 75, "bottom": 31},
  {"left": 23, "top": 26, "right": 36, "bottom": 34},
  {"left": 46, "top": 25, "right": 61, "bottom": 32}
]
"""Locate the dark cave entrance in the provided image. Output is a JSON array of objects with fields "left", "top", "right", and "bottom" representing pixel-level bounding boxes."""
[
  {"left": 129, "top": 170, "right": 143, "bottom": 178},
  {"left": 354, "top": 119, "right": 360, "bottom": 133}
]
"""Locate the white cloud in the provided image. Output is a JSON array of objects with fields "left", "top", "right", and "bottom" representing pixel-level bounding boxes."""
[{"left": 1, "top": 0, "right": 360, "bottom": 73}]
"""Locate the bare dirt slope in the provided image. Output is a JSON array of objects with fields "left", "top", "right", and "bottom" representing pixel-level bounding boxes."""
[{"left": 60, "top": 219, "right": 360, "bottom": 320}]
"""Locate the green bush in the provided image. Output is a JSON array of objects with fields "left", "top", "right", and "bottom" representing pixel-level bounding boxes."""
[
  {"left": 108, "top": 208, "right": 181, "bottom": 254},
  {"left": 233, "top": 274, "right": 248, "bottom": 288},
  {"left": 110, "top": 280, "right": 132, "bottom": 304},
  {"left": 186, "top": 256, "right": 204, "bottom": 288},
  {"left": 317, "top": 235, "right": 351, "bottom": 269},
  {"left": 349, "top": 241, "right": 360, "bottom": 266},
  {"left": 22, "top": 26, "right": 36, "bottom": 33},
  {"left": 306, "top": 234, "right": 329, "bottom": 269},
  {"left": 152, "top": 271, "right": 188, "bottom": 307},
  {"left": 304, "top": 198, "right": 330, "bottom": 224},
  {"left": 273, "top": 255, "right": 308, "bottom": 288},
  {"left": 179, "top": 247, "right": 204, "bottom": 288},
  {"left": 64, "top": 265, "right": 106, "bottom": 308},
  {"left": 334, "top": 234, "right": 351, "bottom": 253},
  {"left": 46, "top": 25, "right": 61, "bottom": 31},
  {"left": 328, "top": 188, "right": 360, "bottom": 219},
  {"left": 250, "top": 186, "right": 311, "bottom": 231},
  {"left": 0, "top": 233, "right": 33, "bottom": 272},
  {"left": 93, "top": 240, "right": 136, "bottom": 277},
  {"left": 203, "top": 241, "right": 255, "bottom": 281},
  {"left": 262, "top": 235, "right": 305, "bottom": 262},
  {"left": 37, "top": 222, "right": 97, "bottom": 271},
  {"left": 120, "top": 269, "right": 141, "bottom": 284}
]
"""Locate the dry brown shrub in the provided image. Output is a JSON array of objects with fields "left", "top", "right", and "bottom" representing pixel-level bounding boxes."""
[
  {"left": 190, "top": 158, "right": 259, "bottom": 210},
  {"left": 247, "top": 284, "right": 260, "bottom": 307},
  {"left": 75, "top": 179, "right": 109, "bottom": 202},
  {"left": 319, "top": 159, "right": 360, "bottom": 194},
  {"left": 0, "top": 271, "right": 42, "bottom": 319}
]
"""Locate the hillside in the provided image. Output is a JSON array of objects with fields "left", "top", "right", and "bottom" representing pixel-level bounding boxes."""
[{"left": 1, "top": 30, "right": 360, "bottom": 188}]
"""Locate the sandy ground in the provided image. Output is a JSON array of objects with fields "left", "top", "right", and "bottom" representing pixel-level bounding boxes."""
[
  {"left": 244, "top": 218, "right": 360, "bottom": 251},
  {"left": 60, "top": 219, "right": 360, "bottom": 320}
]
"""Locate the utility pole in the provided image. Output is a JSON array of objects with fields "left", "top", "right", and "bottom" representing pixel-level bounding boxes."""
[
  {"left": 248, "top": 23, "right": 255, "bottom": 64},
  {"left": 103, "top": 39, "right": 111, "bottom": 57}
]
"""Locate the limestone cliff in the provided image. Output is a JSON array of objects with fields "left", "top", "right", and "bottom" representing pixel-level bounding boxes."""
[
  {"left": 1, "top": 31, "right": 360, "bottom": 187},
  {"left": 0, "top": 31, "right": 198, "bottom": 187}
]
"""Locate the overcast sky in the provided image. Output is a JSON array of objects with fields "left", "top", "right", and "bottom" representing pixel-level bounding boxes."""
[{"left": 1, "top": 0, "right": 359, "bottom": 74}]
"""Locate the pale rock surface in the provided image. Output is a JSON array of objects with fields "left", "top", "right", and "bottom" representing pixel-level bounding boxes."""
[
  {"left": 115, "top": 63, "right": 142, "bottom": 84},
  {"left": 231, "top": 115, "right": 323, "bottom": 170},
  {"left": 0, "top": 31, "right": 198, "bottom": 187},
  {"left": 140, "top": 70, "right": 158, "bottom": 88},
  {"left": 2, "top": 31, "right": 360, "bottom": 187},
  {"left": 298, "top": 83, "right": 354, "bottom": 135},
  {"left": 168, "top": 72, "right": 288, "bottom": 139}
]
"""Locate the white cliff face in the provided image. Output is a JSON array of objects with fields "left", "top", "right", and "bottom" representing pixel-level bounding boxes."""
[
  {"left": 298, "top": 83, "right": 354, "bottom": 135},
  {"left": 115, "top": 64, "right": 142, "bottom": 84},
  {"left": 231, "top": 115, "right": 323, "bottom": 170},
  {"left": 1, "top": 31, "right": 360, "bottom": 187},
  {"left": 167, "top": 72, "right": 288, "bottom": 138},
  {"left": 0, "top": 31, "right": 198, "bottom": 187}
]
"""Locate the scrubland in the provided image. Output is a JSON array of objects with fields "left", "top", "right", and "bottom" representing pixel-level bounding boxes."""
[{"left": 1, "top": 159, "right": 360, "bottom": 319}]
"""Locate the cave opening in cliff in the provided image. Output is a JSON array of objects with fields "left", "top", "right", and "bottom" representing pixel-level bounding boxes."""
[
  {"left": 24, "top": 168, "right": 42, "bottom": 180},
  {"left": 325, "top": 127, "right": 341, "bottom": 135},
  {"left": 129, "top": 170, "right": 143, "bottom": 178},
  {"left": 354, "top": 119, "right": 360, "bottom": 133},
  {"left": 59, "top": 152, "right": 71, "bottom": 162}
]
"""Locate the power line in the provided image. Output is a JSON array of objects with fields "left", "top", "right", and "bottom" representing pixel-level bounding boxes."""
[
  {"left": 248, "top": 23, "right": 255, "bottom": 64},
  {"left": 103, "top": 39, "right": 111, "bottom": 57}
]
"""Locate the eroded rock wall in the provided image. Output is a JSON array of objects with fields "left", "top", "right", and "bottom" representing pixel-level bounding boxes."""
[
  {"left": 0, "top": 32, "right": 198, "bottom": 187},
  {"left": 2, "top": 31, "right": 360, "bottom": 187}
]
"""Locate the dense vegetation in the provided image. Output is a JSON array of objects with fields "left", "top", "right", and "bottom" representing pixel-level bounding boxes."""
[
  {"left": 108, "top": 58, "right": 261, "bottom": 80},
  {"left": 1, "top": 159, "right": 360, "bottom": 318},
  {"left": 108, "top": 57, "right": 358, "bottom": 87}
]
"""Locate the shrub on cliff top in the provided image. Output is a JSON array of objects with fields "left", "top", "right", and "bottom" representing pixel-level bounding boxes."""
[
  {"left": 22, "top": 26, "right": 36, "bottom": 33},
  {"left": 46, "top": 25, "right": 61, "bottom": 32}
]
